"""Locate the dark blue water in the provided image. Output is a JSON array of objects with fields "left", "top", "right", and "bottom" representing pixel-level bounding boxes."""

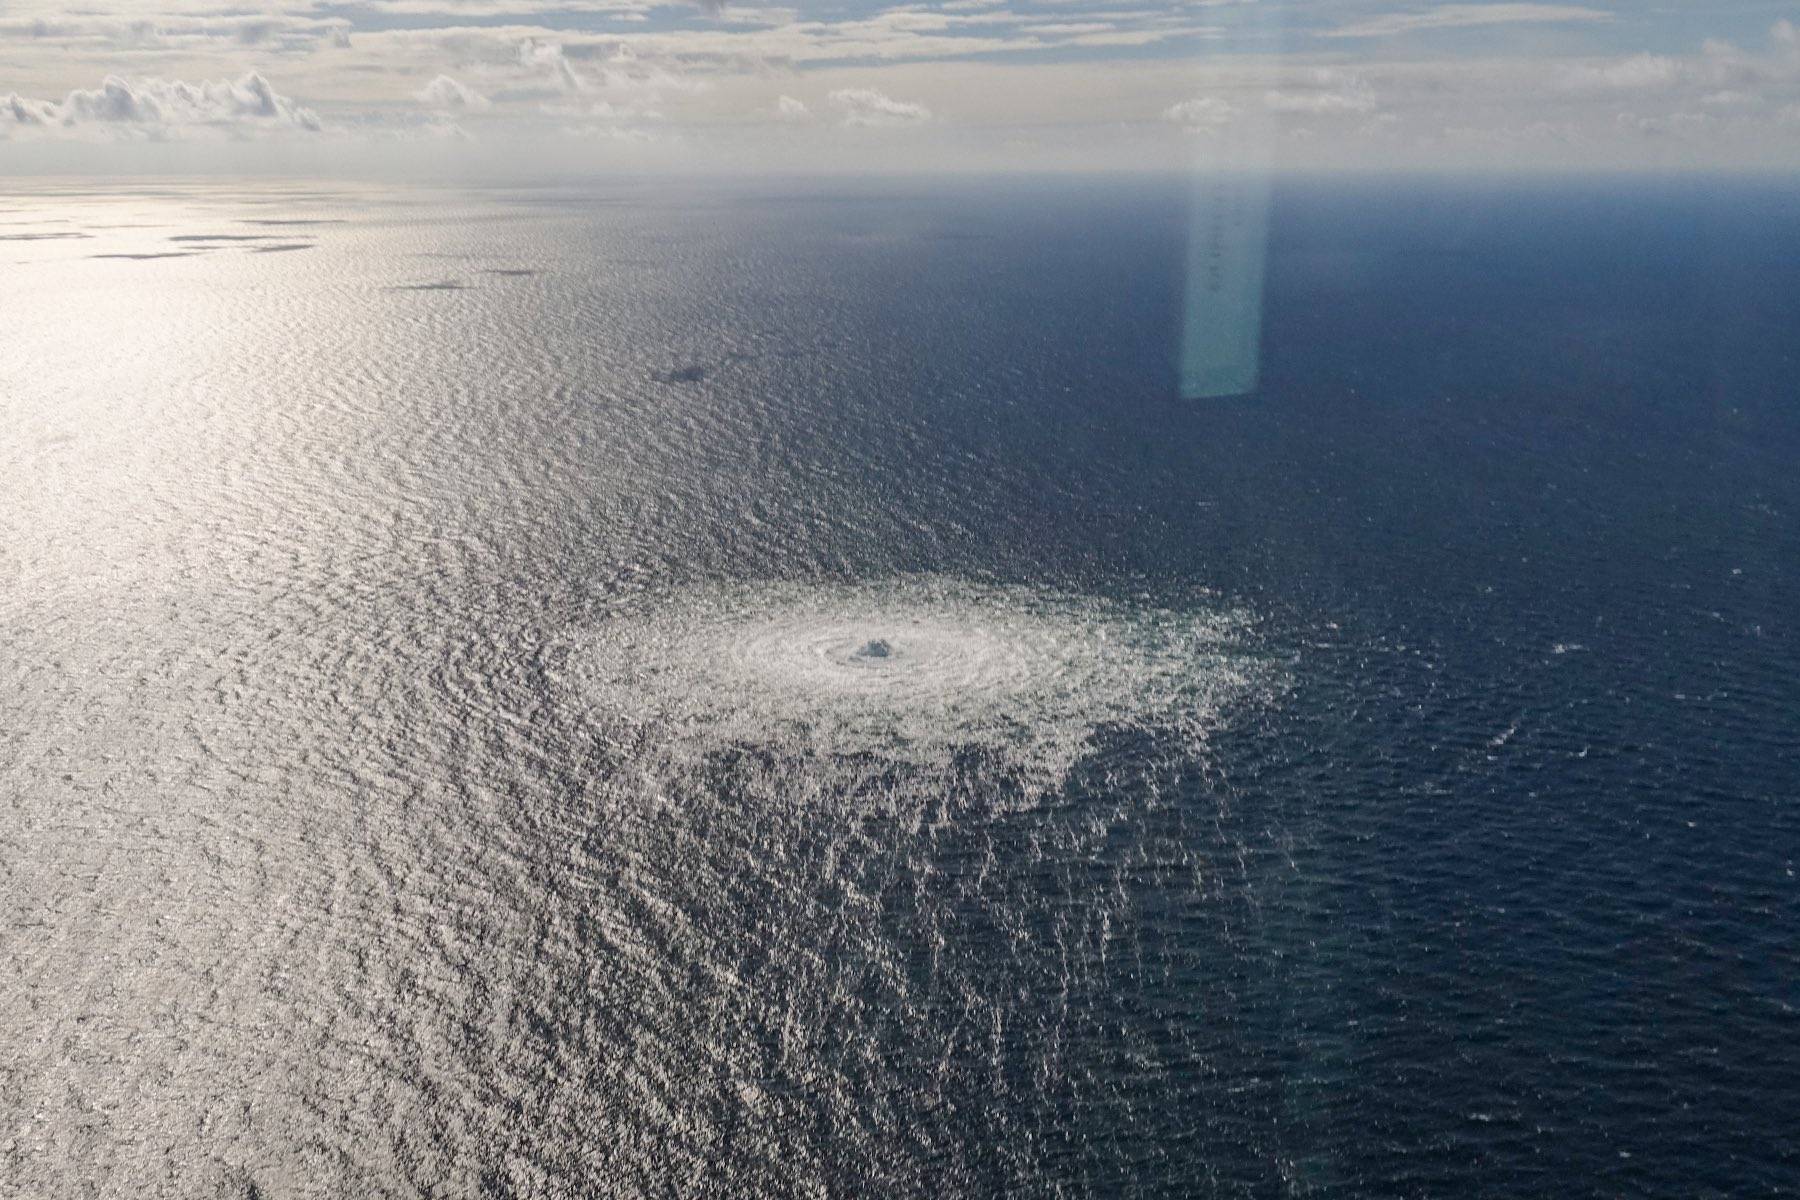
[
  {"left": 945, "top": 176, "right": 1800, "bottom": 1195},
  {"left": 4, "top": 176, "right": 1796, "bottom": 1197},
  {"left": 720, "top": 176, "right": 1800, "bottom": 1194}
]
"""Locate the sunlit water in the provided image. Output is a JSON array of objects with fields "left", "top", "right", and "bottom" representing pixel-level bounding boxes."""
[{"left": 2, "top": 179, "right": 1796, "bottom": 1197}]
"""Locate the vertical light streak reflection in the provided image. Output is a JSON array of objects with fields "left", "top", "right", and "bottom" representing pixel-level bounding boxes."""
[{"left": 1179, "top": 15, "right": 1283, "bottom": 400}]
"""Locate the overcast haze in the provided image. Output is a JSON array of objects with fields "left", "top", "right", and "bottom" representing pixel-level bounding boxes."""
[{"left": 6, "top": 1, "right": 1800, "bottom": 174}]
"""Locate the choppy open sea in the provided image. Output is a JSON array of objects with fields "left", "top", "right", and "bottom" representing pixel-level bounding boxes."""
[{"left": 2, "top": 176, "right": 1796, "bottom": 1197}]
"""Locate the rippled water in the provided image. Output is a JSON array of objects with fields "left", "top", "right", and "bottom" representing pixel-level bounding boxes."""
[{"left": 2, "top": 178, "right": 1797, "bottom": 1197}]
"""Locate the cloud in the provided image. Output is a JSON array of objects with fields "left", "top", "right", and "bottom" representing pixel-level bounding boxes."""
[
  {"left": 1326, "top": 4, "right": 1613, "bottom": 39},
  {"left": 1565, "top": 52, "right": 1681, "bottom": 91},
  {"left": 5, "top": 5, "right": 1800, "bottom": 170},
  {"left": 1163, "top": 96, "right": 1235, "bottom": 131},
  {"left": 0, "top": 13, "right": 352, "bottom": 54},
  {"left": 1560, "top": 21, "right": 1800, "bottom": 96},
  {"left": 417, "top": 74, "right": 491, "bottom": 111},
  {"left": 829, "top": 87, "right": 930, "bottom": 127},
  {"left": 1265, "top": 72, "right": 1378, "bottom": 114},
  {"left": 522, "top": 45, "right": 691, "bottom": 135},
  {"left": 507, "top": 37, "right": 706, "bottom": 111},
  {"left": 1, "top": 72, "right": 321, "bottom": 139},
  {"left": 519, "top": 38, "right": 587, "bottom": 94}
]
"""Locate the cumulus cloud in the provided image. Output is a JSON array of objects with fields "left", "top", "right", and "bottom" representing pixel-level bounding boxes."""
[
  {"left": 829, "top": 87, "right": 930, "bottom": 127},
  {"left": 1163, "top": 96, "right": 1235, "bottom": 131},
  {"left": 508, "top": 37, "right": 706, "bottom": 112},
  {"left": 417, "top": 74, "right": 491, "bottom": 111},
  {"left": 774, "top": 94, "right": 811, "bottom": 121},
  {"left": 1, "top": 73, "right": 320, "bottom": 139},
  {"left": 4, "top": 94, "right": 59, "bottom": 127},
  {"left": 519, "top": 39, "right": 587, "bottom": 95}
]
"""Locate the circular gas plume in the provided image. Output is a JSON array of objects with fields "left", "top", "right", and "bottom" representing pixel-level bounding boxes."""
[{"left": 565, "top": 577, "right": 1273, "bottom": 793}]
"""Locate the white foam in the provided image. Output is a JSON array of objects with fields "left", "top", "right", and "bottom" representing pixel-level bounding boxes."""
[{"left": 564, "top": 576, "right": 1273, "bottom": 795}]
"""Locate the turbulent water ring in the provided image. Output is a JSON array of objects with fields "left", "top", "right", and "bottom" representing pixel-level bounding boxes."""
[{"left": 564, "top": 577, "right": 1275, "bottom": 794}]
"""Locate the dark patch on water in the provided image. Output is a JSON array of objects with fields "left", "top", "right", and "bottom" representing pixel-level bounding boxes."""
[
  {"left": 656, "top": 364, "right": 709, "bottom": 384},
  {"left": 250, "top": 243, "right": 316, "bottom": 254}
]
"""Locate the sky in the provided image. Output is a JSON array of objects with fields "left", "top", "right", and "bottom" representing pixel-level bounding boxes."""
[{"left": 5, "top": 0, "right": 1800, "bottom": 173}]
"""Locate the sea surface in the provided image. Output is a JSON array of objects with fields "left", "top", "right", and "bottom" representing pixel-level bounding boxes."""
[{"left": 2, "top": 175, "right": 1796, "bottom": 1198}]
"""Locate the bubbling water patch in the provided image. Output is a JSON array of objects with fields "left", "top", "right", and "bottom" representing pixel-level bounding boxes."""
[{"left": 566, "top": 577, "right": 1273, "bottom": 794}]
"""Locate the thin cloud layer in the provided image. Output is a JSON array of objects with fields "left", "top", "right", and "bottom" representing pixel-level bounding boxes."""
[{"left": 1326, "top": 4, "right": 1615, "bottom": 40}]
